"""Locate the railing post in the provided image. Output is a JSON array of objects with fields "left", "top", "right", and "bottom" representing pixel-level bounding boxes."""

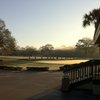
[{"left": 61, "top": 74, "right": 70, "bottom": 92}]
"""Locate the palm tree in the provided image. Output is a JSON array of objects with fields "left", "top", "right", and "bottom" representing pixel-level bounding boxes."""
[{"left": 83, "top": 8, "right": 100, "bottom": 31}]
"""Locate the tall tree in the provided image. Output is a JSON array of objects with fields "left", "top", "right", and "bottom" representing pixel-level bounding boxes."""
[
  {"left": 83, "top": 8, "right": 100, "bottom": 31},
  {"left": 25, "top": 46, "right": 37, "bottom": 60},
  {"left": 76, "top": 37, "right": 93, "bottom": 48},
  {"left": 39, "top": 44, "right": 54, "bottom": 58},
  {"left": 0, "top": 19, "right": 16, "bottom": 55},
  {"left": 76, "top": 37, "right": 96, "bottom": 58}
]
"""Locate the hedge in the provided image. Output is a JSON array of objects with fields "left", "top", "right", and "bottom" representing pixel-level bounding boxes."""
[{"left": 26, "top": 67, "right": 49, "bottom": 71}]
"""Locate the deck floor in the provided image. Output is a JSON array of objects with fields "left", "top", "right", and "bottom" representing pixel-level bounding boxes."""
[{"left": 0, "top": 71, "right": 63, "bottom": 100}]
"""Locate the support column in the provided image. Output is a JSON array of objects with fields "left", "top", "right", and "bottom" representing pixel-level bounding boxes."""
[{"left": 61, "top": 77, "right": 70, "bottom": 92}]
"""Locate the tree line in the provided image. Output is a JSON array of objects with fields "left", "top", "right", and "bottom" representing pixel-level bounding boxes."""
[
  {"left": 0, "top": 7, "right": 100, "bottom": 59},
  {"left": 6, "top": 40, "right": 100, "bottom": 59}
]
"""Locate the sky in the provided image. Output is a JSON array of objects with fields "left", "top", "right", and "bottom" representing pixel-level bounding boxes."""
[{"left": 0, "top": 0, "right": 100, "bottom": 49}]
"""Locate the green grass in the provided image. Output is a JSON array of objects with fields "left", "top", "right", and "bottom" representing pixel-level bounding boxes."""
[
  {"left": 0, "top": 61, "right": 63, "bottom": 70},
  {"left": 0, "top": 56, "right": 88, "bottom": 70}
]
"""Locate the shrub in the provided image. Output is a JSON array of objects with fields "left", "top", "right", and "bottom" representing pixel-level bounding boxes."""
[
  {"left": 26, "top": 67, "right": 49, "bottom": 71},
  {"left": 0, "top": 60, "right": 3, "bottom": 62},
  {"left": 59, "top": 66, "right": 64, "bottom": 71},
  {"left": 0, "top": 66, "right": 22, "bottom": 71},
  {"left": 0, "top": 66, "right": 8, "bottom": 70}
]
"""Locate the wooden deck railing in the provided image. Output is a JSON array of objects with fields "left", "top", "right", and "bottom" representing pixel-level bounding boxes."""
[{"left": 63, "top": 60, "right": 100, "bottom": 86}]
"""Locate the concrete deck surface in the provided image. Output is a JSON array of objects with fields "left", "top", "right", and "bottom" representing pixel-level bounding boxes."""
[{"left": 0, "top": 71, "right": 63, "bottom": 100}]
